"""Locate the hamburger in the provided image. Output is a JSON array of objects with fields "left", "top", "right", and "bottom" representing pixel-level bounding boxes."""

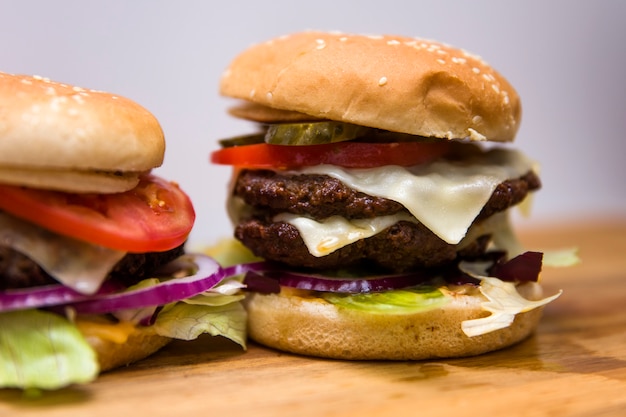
[
  {"left": 0, "top": 72, "right": 246, "bottom": 390},
  {"left": 211, "top": 31, "right": 563, "bottom": 360}
]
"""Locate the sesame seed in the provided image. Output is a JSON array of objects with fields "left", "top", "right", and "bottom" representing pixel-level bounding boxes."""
[
  {"left": 472, "top": 115, "right": 483, "bottom": 124},
  {"left": 266, "top": 91, "right": 273, "bottom": 100},
  {"left": 472, "top": 67, "right": 481, "bottom": 74},
  {"left": 387, "top": 40, "right": 401, "bottom": 45},
  {"left": 492, "top": 84, "right": 500, "bottom": 94},
  {"left": 461, "top": 49, "right": 485, "bottom": 64},
  {"left": 72, "top": 86, "right": 84, "bottom": 92},
  {"left": 315, "top": 39, "right": 326, "bottom": 49},
  {"left": 249, "top": 89, "right": 256, "bottom": 98},
  {"left": 378, "top": 76, "right": 388, "bottom": 86},
  {"left": 339, "top": 37, "right": 348, "bottom": 42},
  {"left": 503, "top": 95, "right": 510, "bottom": 105},
  {"left": 20, "top": 79, "right": 32, "bottom": 85},
  {"left": 437, "top": 59, "right": 446, "bottom": 65}
]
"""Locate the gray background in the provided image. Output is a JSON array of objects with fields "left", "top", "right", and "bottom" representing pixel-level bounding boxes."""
[{"left": 2, "top": 0, "right": 624, "bottom": 246}]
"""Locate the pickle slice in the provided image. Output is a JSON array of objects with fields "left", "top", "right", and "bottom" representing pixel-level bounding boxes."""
[
  {"left": 265, "top": 122, "right": 371, "bottom": 145},
  {"left": 218, "top": 133, "right": 265, "bottom": 148}
]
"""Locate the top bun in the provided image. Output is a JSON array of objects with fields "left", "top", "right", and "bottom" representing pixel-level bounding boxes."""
[
  {"left": 220, "top": 31, "right": 521, "bottom": 142},
  {"left": 0, "top": 72, "right": 165, "bottom": 192}
]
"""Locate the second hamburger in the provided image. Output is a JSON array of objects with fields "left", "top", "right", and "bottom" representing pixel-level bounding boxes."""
[{"left": 0, "top": 72, "right": 246, "bottom": 390}]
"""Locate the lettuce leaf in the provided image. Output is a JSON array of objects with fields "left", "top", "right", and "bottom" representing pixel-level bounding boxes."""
[
  {"left": 321, "top": 287, "right": 448, "bottom": 314},
  {"left": 542, "top": 247, "right": 580, "bottom": 268},
  {"left": 0, "top": 309, "right": 99, "bottom": 390},
  {"left": 154, "top": 301, "right": 247, "bottom": 349},
  {"left": 200, "top": 237, "right": 261, "bottom": 267},
  {"left": 459, "top": 274, "right": 562, "bottom": 337}
]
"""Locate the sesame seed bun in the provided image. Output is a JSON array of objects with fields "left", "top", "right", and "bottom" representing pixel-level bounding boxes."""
[
  {"left": 220, "top": 31, "right": 521, "bottom": 142},
  {"left": 245, "top": 282, "right": 545, "bottom": 360},
  {"left": 0, "top": 71, "right": 165, "bottom": 193}
]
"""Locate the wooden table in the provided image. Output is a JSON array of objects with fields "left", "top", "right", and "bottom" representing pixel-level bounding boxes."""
[{"left": 2, "top": 219, "right": 625, "bottom": 416}]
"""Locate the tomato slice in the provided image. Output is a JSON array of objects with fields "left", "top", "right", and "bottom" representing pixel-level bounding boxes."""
[
  {"left": 0, "top": 175, "right": 195, "bottom": 253},
  {"left": 210, "top": 141, "right": 451, "bottom": 169}
]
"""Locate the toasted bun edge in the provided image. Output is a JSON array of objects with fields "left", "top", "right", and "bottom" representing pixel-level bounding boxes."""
[{"left": 245, "top": 284, "right": 544, "bottom": 360}]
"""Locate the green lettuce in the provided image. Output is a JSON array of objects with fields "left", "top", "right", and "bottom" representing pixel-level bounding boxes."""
[
  {"left": 0, "top": 309, "right": 99, "bottom": 390},
  {"left": 460, "top": 276, "right": 562, "bottom": 337},
  {"left": 154, "top": 301, "right": 247, "bottom": 349},
  {"left": 123, "top": 275, "right": 248, "bottom": 348},
  {"left": 321, "top": 287, "right": 448, "bottom": 314}
]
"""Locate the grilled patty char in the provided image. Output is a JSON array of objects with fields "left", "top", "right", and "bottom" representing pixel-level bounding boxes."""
[
  {"left": 232, "top": 170, "right": 540, "bottom": 272},
  {"left": 234, "top": 169, "right": 540, "bottom": 222}
]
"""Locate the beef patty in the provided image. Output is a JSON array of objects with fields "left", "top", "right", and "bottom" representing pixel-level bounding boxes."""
[
  {"left": 232, "top": 169, "right": 540, "bottom": 272},
  {"left": 0, "top": 244, "right": 185, "bottom": 290}
]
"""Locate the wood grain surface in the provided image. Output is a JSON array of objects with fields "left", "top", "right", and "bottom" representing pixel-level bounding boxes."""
[{"left": 2, "top": 219, "right": 625, "bottom": 417}]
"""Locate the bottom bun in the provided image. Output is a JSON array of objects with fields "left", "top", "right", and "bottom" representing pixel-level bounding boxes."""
[
  {"left": 80, "top": 325, "right": 171, "bottom": 372},
  {"left": 245, "top": 285, "right": 545, "bottom": 360},
  {"left": 0, "top": 166, "right": 141, "bottom": 193}
]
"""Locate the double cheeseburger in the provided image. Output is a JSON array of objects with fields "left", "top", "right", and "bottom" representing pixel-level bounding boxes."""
[
  {"left": 0, "top": 72, "right": 246, "bottom": 390},
  {"left": 211, "top": 31, "right": 562, "bottom": 360}
]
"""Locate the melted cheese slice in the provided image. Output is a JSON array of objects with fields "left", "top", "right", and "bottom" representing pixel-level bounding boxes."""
[
  {"left": 296, "top": 147, "right": 535, "bottom": 245},
  {"left": 75, "top": 317, "right": 137, "bottom": 344},
  {"left": 274, "top": 212, "right": 419, "bottom": 257},
  {"left": 0, "top": 212, "right": 126, "bottom": 294},
  {"left": 277, "top": 209, "right": 519, "bottom": 258}
]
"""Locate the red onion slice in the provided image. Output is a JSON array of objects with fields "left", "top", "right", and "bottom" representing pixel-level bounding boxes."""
[
  {"left": 264, "top": 270, "right": 432, "bottom": 293},
  {"left": 0, "top": 254, "right": 228, "bottom": 314},
  {"left": 0, "top": 280, "right": 122, "bottom": 312},
  {"left": 68, "top": 254, "right": 225, "bottom": 314},
  {"left": 490, "top": 251, "right": 543, "bottom": 283}
]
